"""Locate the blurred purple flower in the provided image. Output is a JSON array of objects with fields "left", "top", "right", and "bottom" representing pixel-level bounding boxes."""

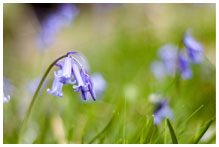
[
  {"left": 178, "top": 51, "right": 193, "bottom": 79},
  {"left": 3, "top": 94, "right": 10, "bottom": 103},
  {"left": 47, "top": 53, "right": 96, "bottom": 101},
  {"left": 37, "top": 4, "right": 79, "bottom": 50},
  {"left": 154, "top": 100, "right": 173, "bottom": 125},
  {"left": 3, "top": 77, "right": 13, "bottom": 103},
  {"left": 184, "top": 32, "right": 204, "bottom": 64},
  {"left": 158, "top": 44, "right": 178, "bottom": 76},
  {"left": 150, "top": 44, "right": 178, "bottom": 80},
  {"left": 26, "top": 76, "right": 48, "bottom": 95},
  {"left": 150, "top": 61, "right": 167, "bottom": 80}
]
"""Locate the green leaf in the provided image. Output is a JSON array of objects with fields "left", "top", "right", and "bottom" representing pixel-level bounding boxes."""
[
  {"left": 167, "top": 118, "right": 178, "bottom": 144},
  {"left": 193, "top": 119, "right": 213, "bottom": 144}
]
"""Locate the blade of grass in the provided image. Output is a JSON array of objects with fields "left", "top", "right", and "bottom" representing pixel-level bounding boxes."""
[
  {"left": 149, "top": 125, "right": 157, "bottom": 144},
  {"left": 180, "top": 105, "right": 204, "bottom": 129},
  {"left": 193, "top": 119, "right": 213, "bottom": 144},
  {"left": 167, "top": 118, "right": 178, "bottom": 144},
  {"left": 143, "top": 115, "right": 154, "bottom": 144},
  {"left": 177, "top": 105, "right": 204, "bottom": 138},
  {"left": 164, "top": 118, "right": 167, "bottom": 144},
  {"left": 88, "top": 110, "right": 116, "bottom": 144},
  {"left": 129, "top": 117, "right": 147, "bottom": 143},
  {"left": 154, "top": 128, "right": 165, "bottom": 144},
  {"left": 81, "top": 126, "right": 85, "bottom": 144},
  {"left": 139, "top": 116, "right": 148, "bottom": 143},
  {"left": 67, "top": 125, "right": 74, "bottom": 144}
]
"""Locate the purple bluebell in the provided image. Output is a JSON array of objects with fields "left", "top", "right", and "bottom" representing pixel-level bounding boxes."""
[
  {"left": 36, "top": 4, "right": 79, "bottom": 50},
  {"left": 178, "top": 51, "right": 193, "bottom": 79},
  {"left": 158, "top": 44, "right": 178, "bottom": 76},
  {"left": 183, "top": 33, "right": 204, "bottom": 64},
  {"left": 72, "top": 63, "right": 96, "bottom": 101},
  {"left": 47, "top": 70, "right": 65, "bottom": 98},
  {"left": 153, "top": 100, "right": 173, "bottom": 125},
  {"left": 55, "top": 55, "right": 75, "bottom": 84},
  {"left": 47, "top": 52, "right": 96, "bottom": 101}
]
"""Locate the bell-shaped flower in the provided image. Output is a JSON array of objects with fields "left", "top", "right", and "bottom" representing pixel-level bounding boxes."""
[
  {"left": 55, "top": 55, "right": 74, "bottom": 84},
  {"left": 47, "top": 70, "right": 64, "bottom": 98},
  {"left": 72, "top": 59, "right": 96, "bottom": 101}
]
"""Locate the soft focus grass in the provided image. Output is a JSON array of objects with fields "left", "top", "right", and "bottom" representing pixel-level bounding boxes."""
[{"left": 3, "top": 3, "right": 216, "bottom": 144}]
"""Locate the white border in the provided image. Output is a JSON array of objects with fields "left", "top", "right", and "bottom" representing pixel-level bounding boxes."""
[{"left": 1, "top": 0, "right": 217, "bottom": 146}]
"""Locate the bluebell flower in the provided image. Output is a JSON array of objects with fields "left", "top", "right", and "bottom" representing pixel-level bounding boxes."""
[
  {"left": 178, "top": 51, "right": 193, "bottom": 79},
  {"left": 183, "top": 32, "right": 204, "bottom": 64},
  {"left": 72, "top": 64, "right": 96, "bottom": 101},
  {"left": 37, "top": 4, "right": 79, "bottom": 50},
  {"left": 153, "top": 100, "right": 173, "bottom": 125},
  {"left": 47, "top": 53, "right": 96, "bottom": 101},
  {"left": 158, "top": 44, "right": 178, "bottom": 76},
  {"left": 47, "top": 70, "right": 65, "bottom": 98}
]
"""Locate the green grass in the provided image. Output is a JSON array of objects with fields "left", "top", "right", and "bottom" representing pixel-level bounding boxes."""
[{"left": 3, "top": 3, "right": 216, "bottom": 144}]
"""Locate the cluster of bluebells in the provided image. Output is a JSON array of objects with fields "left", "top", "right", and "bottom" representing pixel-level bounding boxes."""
[
  {"left": 149, "top": 93, "right": 173, "bottom": 125},
  {"left": 150, "top": 30, "right": 204, "bottom": 80},
  {"left": 37, "top": 4, "right": 79, "bottom": 50},
  {"left": 47, "top": 52, "right": 96, "bottom": 101}
]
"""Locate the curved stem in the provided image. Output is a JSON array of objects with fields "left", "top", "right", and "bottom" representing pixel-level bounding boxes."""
[{"left": 18, "top": 54, "right": 67, "bottom": 143}]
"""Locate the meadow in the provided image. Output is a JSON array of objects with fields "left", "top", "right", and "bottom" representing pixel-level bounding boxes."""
[{"left": 3, "top": 3, "right": 216, "bottom": 144}]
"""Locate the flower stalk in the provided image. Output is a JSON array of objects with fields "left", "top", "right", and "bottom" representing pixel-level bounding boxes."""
[{"left": 18, "top": 54, "right": 67, "bottom": 143}]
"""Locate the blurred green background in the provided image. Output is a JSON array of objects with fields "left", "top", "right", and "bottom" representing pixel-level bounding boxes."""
[{"left": 3, "top": 3, "right": 216, "bottom": 144}]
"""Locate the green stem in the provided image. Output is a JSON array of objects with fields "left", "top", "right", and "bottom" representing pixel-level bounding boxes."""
[{"left": 18, "top": 54, "right": 67, "bottom": 143}]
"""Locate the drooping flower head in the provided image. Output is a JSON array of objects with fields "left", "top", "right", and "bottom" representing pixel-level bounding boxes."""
[
  {"left": 47, "top": 52, "right": 96, "bottom": 101},
  {"left": 183, "top": 30, "right": 204, "bottom": 64}
]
